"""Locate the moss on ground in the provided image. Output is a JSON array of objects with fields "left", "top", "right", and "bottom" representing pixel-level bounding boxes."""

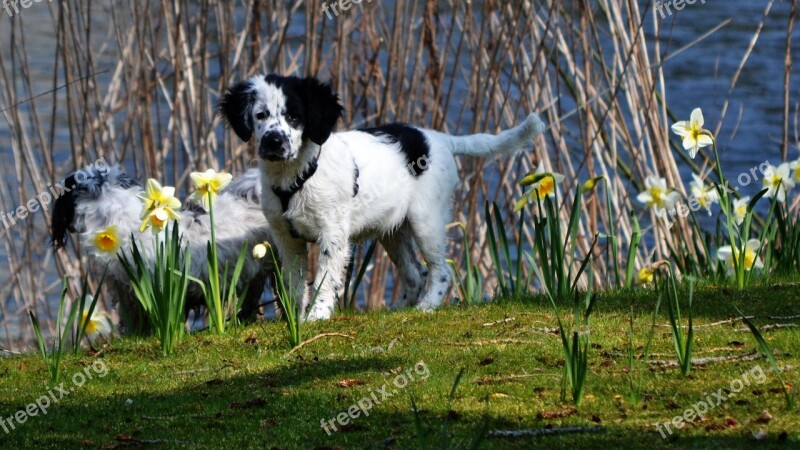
[{"left": 1, "top": 282, "right": 798, "bottom": 449}]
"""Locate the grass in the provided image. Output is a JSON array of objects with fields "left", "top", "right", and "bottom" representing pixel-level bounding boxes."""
[{"left": 1, "top": 282, "right": 798, "bottom": 449}]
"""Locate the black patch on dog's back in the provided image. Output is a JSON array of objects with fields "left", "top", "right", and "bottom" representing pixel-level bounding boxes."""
[{"left": 360, "top": 124, "right": 429, "bottom": 176}]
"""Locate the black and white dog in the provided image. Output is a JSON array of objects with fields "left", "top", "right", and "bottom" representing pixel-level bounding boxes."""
[{"left": 219, "top": 74, "right": 545, "bottom": 321}]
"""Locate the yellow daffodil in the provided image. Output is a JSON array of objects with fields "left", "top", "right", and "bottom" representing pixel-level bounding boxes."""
[
  {"left": 515, "top": 165, "right": 565, "bottom": 212},
  {"left": 532, "top": 165, "right": 566, "bottom": 199},
  {"left": 92, "top": 225, "right": 121, "bottom": 254},
  {"left": 189, "top": 169, "right": 233, "bottom": 211},
  {"left": 671, "top": 108, "right": 714, "bottom": 159},
  {"left": 139, "top": 205, "right": 181, "bottom": 233},
  {"left": 252, "top": 242, "right": 271, "bottom": 259},
  {"left": 762, "top": 163, "right": 795, "bottom": 203},
  {"left": 637, "top": 267, "right": 655, "bottom": 285},
  {"left": 790, "top": 158, "right": 800, "bottom": 183},
  {"left": 137, "top": 179, "right": 181, "bottom": 233},
  {"left": 717, "top": 239, "right": 764, "bottom": 274},
  {"left": 138, "top": 179, "right": 181, "bottom": 217},
  {"left": 732, "top": 196, "right": 750, "bottom": 226},
  {"left": 636, "top": 176, "right": 680, "bottom": 216},
  {"left": 689, "top": 174, "right": 719, "bottom": 216},
  {"left": 80, "top": 302, "right": 111, "bottom": 338}
]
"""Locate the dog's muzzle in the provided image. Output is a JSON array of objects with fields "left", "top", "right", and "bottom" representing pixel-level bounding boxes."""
[{"left": 259, "top": 132, "right": 290, "bottom": 161}]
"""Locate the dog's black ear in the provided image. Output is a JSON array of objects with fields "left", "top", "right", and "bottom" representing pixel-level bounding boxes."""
[
  {"left": 219, "top": 80, "right": 256, "bottom": 142},
  {"left": 51, "top": 173, "right": 78, "bottom": 249},
  {"left": 301, "top": 77, "right": 343, "bottom": 146}
]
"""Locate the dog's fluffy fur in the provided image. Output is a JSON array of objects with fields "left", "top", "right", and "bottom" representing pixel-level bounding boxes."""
[
  {"left": 51, "top": 165, "right": 274, "bottom": 331},
  {"left": 220, "top": 74, "right": 546, "bottom": 321}
]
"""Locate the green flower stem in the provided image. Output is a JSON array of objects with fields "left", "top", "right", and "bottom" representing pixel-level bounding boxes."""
[
  {"left": 207, "top": 191, "right": 224, "bottom": 334},
  {"left": 711, "top": 140, "right": 745, "bottom": 287}
]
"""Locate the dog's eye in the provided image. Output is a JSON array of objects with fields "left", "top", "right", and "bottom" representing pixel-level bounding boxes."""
[
  {"left": 285, "top": 112, "right": 298, "bottom": 123},
  {"left": 256, "top": 111, "right": 268, "bottom": 121}
]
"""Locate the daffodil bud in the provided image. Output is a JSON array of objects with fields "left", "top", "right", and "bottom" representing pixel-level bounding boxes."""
[
  {"left": 637, "top": 261, "right": 669, "bottom": 285},
  {"left": 581, "top": 176, "right": 605, "bottom": 193},
  {"left": 252, "top": 243, "right": 270, "bottom": 259}
]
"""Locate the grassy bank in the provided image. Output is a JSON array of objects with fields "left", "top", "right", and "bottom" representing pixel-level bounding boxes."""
[{"left": 1, "top": 282, "right": 798, "bottom": 449}]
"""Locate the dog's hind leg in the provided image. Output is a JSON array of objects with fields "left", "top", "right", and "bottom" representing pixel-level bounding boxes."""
[
  {"left": 380, "top": 223, "right": 423, "bottom": 308},
  {"left": 236, "top": 276, "right": 266, "bottom": 323},
  {"left": 408, "top": 215, "right": 451, "bottom": 311}
]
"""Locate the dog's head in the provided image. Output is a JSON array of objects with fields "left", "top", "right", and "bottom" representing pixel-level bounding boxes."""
[{"left": 218, "top": 75, "right": 343, "bottom": 162}]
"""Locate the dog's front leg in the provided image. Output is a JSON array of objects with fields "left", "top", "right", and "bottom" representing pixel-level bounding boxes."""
[
  {"left": 306, "top": 228, "right": 349, "bottom": 321},
  {"left": 272, "top": 236, "right": 310, "bottom": 319}
]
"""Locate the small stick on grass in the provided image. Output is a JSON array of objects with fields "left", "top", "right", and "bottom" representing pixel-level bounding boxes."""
[
  {"left": 657, "top": 316, "right": 755, "bottom": 328},
  {"left": 735, "top": 323, "right": 800, "bottom": 332},
  {"left": 286, "top": 333, "right": 355, "bottom": 356},
  {"left": 489, "top": 426, "right": 604, "bottom": 437},
  {"left": 483, "top": 317, "right": 516, "bottom": 327},
  {"left": 648, "top": 350, "right": 763, "bottom": 368}
]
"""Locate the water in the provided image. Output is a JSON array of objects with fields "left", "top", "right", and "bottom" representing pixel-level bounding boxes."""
[
  {"left": 1, "top": 1, "right": 798, "bottom": 345},
  {"left": 654, "top": 1, "right": 799, "bottom": 170}
]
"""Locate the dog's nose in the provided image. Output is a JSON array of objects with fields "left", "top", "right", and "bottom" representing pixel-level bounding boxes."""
[
  {"left": 263, "top": 133, "right": 282, "bottom": 151},
  {"left": 259, "top": 132, "right": 285, "bottom": 160}
]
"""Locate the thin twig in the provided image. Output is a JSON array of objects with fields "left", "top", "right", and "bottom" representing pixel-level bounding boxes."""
[
  {"left": 648, "top": 350, "right": 762, "bottom": 368},
  {"left": 657, "top": 316, "right": 755, "bottom": 328},
  {"left": 489, "top": 426, "right": 604, "bottom": 437},
  {"left": 483, "top": 317, "right": 515, "bottom": 327},
  {"left": 0, "top": 69, "right": 110, "bottom": 113},
  {"left": 736, "top": 323, "right": 799, "bottom": 333},
  {"left": 286, "top": 333, "right": 355, "bottom": 356},
  {"left": 448, "top": 338, "right": 531, "bottom": 346}
]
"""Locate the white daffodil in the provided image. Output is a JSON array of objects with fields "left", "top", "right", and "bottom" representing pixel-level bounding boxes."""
[
  {"left": 717, "top": 239, "right": 764, "bottom": 274},
  {"left": 188, "top": 169, "right": 233, "bottom": 212},
  {"left": 671, "top": 108, "right": 714, "bottom": 159},
  {"left": 689, "top": 173, "right": 719, "bottom": 216},
  {"left": 732, "top": 196, "right": 750, "bottom": 226},
  {"left": 789, "top": 158, "right": 800, "bottom": 184},
  {"left": 80, "top": 302, "right": 112, "bottom": 339},
  {"left": 636, "top": 176, "right": 681, "bottom": 216},
  {"left": 762, "top": 163, "right": 796, "bottom": 203}
]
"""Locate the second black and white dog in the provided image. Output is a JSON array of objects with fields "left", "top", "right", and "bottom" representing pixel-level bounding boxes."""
[{"left": 219, "top": 74, "right": 546, "bottom": 321}]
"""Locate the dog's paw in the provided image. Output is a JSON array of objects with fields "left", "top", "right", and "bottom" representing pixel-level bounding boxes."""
[
  {"left": 415, "top": 301, "right": 438, "bottom": 312},
  {"left": 305, "top": 305, "right": 332, "bottom": 321}
]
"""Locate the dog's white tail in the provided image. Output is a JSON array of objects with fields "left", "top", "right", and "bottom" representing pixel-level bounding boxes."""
[{"left": 430, "top": 113, "right": 546, "bottom": 157}]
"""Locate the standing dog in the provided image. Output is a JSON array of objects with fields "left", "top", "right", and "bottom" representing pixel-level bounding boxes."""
[{"left": 219, "top": 74, "right": 545, "bottom": 321}]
